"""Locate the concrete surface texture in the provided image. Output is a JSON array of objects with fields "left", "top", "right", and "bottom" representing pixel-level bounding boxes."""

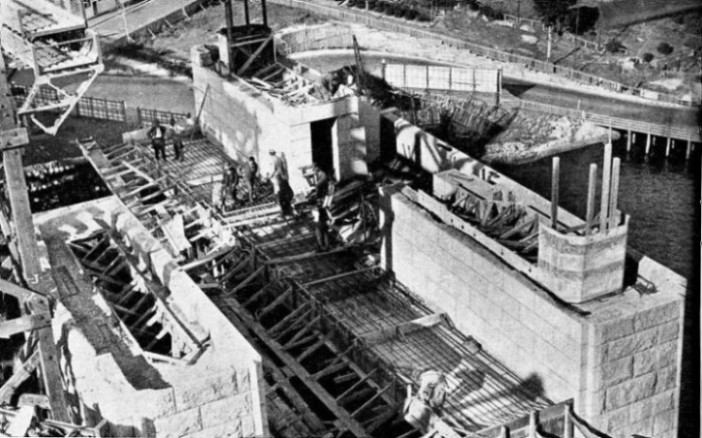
[{"left": 33, "top": 198, "right": 267, "bottom": 437}]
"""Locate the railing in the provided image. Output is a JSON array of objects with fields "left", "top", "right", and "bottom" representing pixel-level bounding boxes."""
[
  {"left": 11, "top": 86, "right": 126, "bottom": 123},
  {"left": 76, "top": 96, "right": 127, "bottom": 122},
  {"left": 270, "top": 0, "right": 699, "bottom": 107},
  {"left": 136, "top": 107, "right": 190, "bottom": 126},
  {"left": 382, "top": 63, "right": 500, "bottom": 94}
]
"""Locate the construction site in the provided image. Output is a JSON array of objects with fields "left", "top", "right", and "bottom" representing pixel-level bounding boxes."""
[{"left": 0, "top": 0, "right": 694, "bottom": 438}]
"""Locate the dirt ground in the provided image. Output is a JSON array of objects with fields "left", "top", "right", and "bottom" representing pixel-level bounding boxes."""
[{"left": 24, "top": 117, "right": 132, "bottom": 166}]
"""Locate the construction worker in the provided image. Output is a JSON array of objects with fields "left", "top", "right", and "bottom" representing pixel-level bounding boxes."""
[
  {"left": 238, "top": 160, "right": 254, "bottom": 204},
  {"left": 403, "top": 370, "right": 448, "bottom": 434},
  {"left": 222, "top": 164, "right": 239, "bottom": 210},
  {"left": 248, "top": 156, "right": 259, "bottom": 198},
  {"left": 313, "top": 206, "right": 330, "bottom": 251},
  {"left": 312, "top": 162, "right": 329, "bottom": 205},
  {"left": 169, "top": 117, "right": 184, "bottom": 161},
  {"left": 148, "top": 119, "right": 167, "bottom": 161}
]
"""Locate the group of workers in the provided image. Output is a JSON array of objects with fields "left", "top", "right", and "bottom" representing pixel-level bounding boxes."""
[
  {"left": 147, "top": 114, "right": 196, "bottom": 162},
  {"left": 152, "top": 115, "right": 335, "bottom": 250}
]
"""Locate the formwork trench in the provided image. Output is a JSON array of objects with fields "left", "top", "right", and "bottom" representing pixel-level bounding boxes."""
[{"left": 67, "top": 231, "right": 202, "bottom": 361}]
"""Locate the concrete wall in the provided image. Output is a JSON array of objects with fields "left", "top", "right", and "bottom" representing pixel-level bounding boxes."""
[
  {"left": 381, "top": 187, "right": 686, "bottom": 438},
  {"left": 580, "top": 256, "right": 686, "bottom": 438},
  {"left": 35, "top": 198, "right": 268, "bottom": 438},
  {"left": 383, "top": 189, "right": 585, "bottom": 403},
  {"left": 192, "top": 48, "right": 368, "bottom": 191}
]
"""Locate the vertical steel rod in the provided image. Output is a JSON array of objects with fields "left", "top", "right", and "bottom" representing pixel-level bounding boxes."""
[
  {"left": 599, "top": 143, "right": 612, "bottom": 233},
  {"left": 551, "top": 157, "right": 560, "bottom": 229},
  {"left": 585, "top": 164, "right": 597, "bottom": 235},
  {"left": 608, "top": 158, "right": 621, "bottom": 230}
]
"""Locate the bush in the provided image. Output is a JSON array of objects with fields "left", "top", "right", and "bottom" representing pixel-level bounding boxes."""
[
  {"left": 604, "top": 39, "right": 625, "bottom": 54},
  {"left": 641, "top": 52, "right": 654, "bottom": 63},
  {"left": 656, "top": 42, "right": 674, "bottom": 55},
  {"left": 416, "top": 12, "right": 431, "bottom": 21},
  {"left": 406, "top": 9, "right": 418, "bottom": 19},
  {"left": 467, "top": 0, "right": 479, "bottom": 11}
]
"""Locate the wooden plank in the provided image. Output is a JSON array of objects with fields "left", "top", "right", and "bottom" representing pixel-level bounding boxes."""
[
  {"left": 255, "top": 286, "right": 293, "bottom": 320},
  {"left": 0, "top": 278, "right": 41, "bottom": 301},
  {"left": 225, "top": 265, "right": 266, "bottom": 296},
  {"left": 360, "top": 313, "right": 445, "bottom": 345},
  {"left": 237, "top": 35, "right": 275, "bottom": 76},
  {"left": 0, "top": 312, "right": 51, "bottom": 338},
  {"left": 215, "top": 298, "right": 367, "bottom": 437},
  {"left": 0, "top": 351, "right": 40, "bottom": 403},
  {"left": 5, "top": 406, "right": 35, "bottom": 437}
]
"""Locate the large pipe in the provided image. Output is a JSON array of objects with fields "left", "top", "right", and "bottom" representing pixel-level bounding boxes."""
[
  {"left": 585, "top": 164, "right": 597, "bottom": 235},
  {"left": 608, "top": 158, "right": 621, "bottom": 230},
  {"left": 599, "top": 142, "right": 612, "bottom": 233},
  {"left": 551, "top": 157, "right": 560, "bottom": 229}
]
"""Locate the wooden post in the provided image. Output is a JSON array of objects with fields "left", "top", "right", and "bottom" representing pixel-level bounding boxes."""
[
  {"left": 608, "top": 158, "right": 621, "bottom": 230},
  {"left": 665, "top": 137, "right": 671, "bottom": 157},
  {"left": 645, "top": 132, "right": 652, "bottom": 155},
  {"left": 0, "top": 37, "right": 70, "bottom": 423},
  {"left": 585, "top": 164, "right": 597, "bottom": 235},
  {"left": 563, "top": 406, "right": 573, "bottom": 438},
  {"left": 551, "top": 157, "right": 560, "bottom": 229},
  {"left": 600, "top": 142, "right": 612, "bottom": 233},
  {"left": 381, "top": 59, "right": 386, "bottom": 81},
  {"left": 528, "top": 411, "right": 538, "bottom": 438},
  {"left": 626, "top": 130, "right": 632, "bottom": 152},
  {"left": 686, "top": 138, "right": 692, "bottom": 160}
]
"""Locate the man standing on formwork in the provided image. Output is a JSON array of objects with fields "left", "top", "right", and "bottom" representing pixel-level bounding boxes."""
[{"left": 266, "top": 150, "right": 292, "bottom": 217}]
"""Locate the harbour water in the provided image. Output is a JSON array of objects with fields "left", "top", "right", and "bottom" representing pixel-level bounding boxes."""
[{"left": 495, "top": 141, "right": 699, "bottom": 280}]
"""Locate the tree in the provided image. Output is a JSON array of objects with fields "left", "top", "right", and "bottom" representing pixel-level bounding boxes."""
[{"left": 533, "top": 0, "right": 577, "bottom": 26}]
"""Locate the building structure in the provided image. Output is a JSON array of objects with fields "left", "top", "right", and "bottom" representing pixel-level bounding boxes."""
[{"left": 0, "top": 2, "right": 689, "bottom": 437}]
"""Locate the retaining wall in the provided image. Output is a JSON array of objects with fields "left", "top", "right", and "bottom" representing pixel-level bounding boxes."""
[{"left": 381, "top": 184, "right": 685, "bottom": 438}]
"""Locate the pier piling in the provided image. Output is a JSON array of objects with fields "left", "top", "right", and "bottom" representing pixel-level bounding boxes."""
[
  {"left": 665, "top": 137, "right": 671, "bottom": 158},
  {"left": 686, "top": 139, "right": 692, "bottom": 160},
  {"left": 551, "top": 157, "right": 560, "bottom": 229},
  {"left": 608, "top": 158, "right": 620, "bottom": 231},
  {"left": 585, "top": 164, "right": 597, "bottom": 235},
  {"left": 600, "top": 143, "right": 612, "bottom": 233},
  {"left": 645, "top": 133, "right": 652, "bottom": 155},
  {"left": 626, "top": 130, "right": 632, "bottom": 152}
]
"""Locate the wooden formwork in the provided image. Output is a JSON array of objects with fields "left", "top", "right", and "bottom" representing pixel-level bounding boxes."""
[{"left": 77, "top": 137, "right": 579, "bottom": 438}]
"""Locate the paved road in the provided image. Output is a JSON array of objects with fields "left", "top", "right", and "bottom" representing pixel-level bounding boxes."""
[{"left": 502, "top": 80, "right": 699, "bottom": 129}]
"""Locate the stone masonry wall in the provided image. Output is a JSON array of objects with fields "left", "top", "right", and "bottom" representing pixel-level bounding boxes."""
[
  {"left": 381, "top": 187, "right": 686, "bottom": 438},
  {"left": 36, "top": 198, "right": 268, "bottom": 438},
  {"left": 581, "top": 256, "right": 686, "bottom": 438},
  {"left": 384, "top": 189, "right": 586, "bottom": 403}
]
